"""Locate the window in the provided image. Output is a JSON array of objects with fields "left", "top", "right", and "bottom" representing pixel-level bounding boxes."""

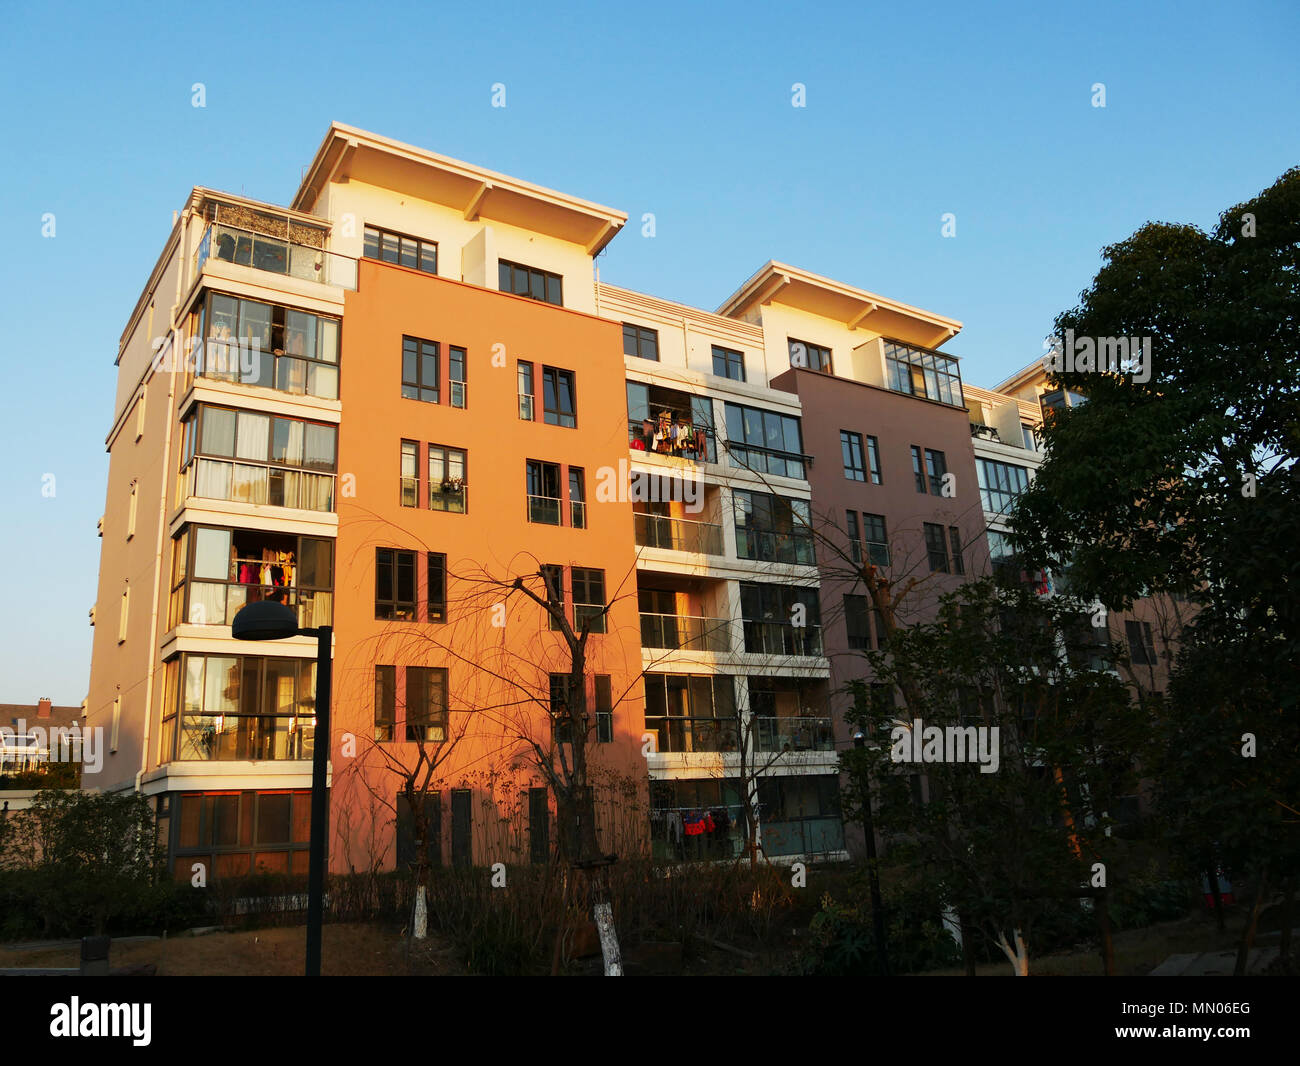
[
  {"left": 885, "top": 340, "right": 964, "bottom": 406},
  {"left": 841, "top": 431, "right": 867, "bottom": 481},
  {"left": 127, "top": 481, "right": 138, "bottom": 539},
  {"left": 734, "top": 489, "right": 815, "bottom": 565},
  {"left": 789, "top": 337, "right": 832, "bottom": 373},
  {"left": 179, "top": 405, "right": 337, "bottom": 512},
  {"left": 948, "top": 526, "right": 965, "bottom": 576},
  {"left": 569, "top": 468, "right": 586, "bottom": 529},
  {"left": 712, "top": 345, "right": 746, "bottom": 382},
  {"left": 550, "top": 674, "right": 573, "bottom": 745},
  {"left": 739, "top": 583, "right": 822, "bottom": 656},
  {"left": 913, "top": 446, "right": 948, "bottom": 496},
  {"left": 363, "top": 225, "right": 437, "bottom": 274},
  {"left": 376, "top": 548, "right": 416, "bottom": 620},
  {"left": 449, "top": 346, "right": 467, "bottom": 408},
  {"left": 518, "top": 361, "right": 534, "bottom": 420},
  {"left": 724, "top": 402, "right": 805, "bottom": 478},
  {"left": 572, "top": 567, "right": 607, "bottom": 634},
  {"left": 977, "top": 458, "right": 1030, "bottom": 514},
  {"left": 134, "top": 393, "right": 146, "bottom": 440},
  {"left": 374, "top": 665, "right": 396, "bottom": 741},
  {"left": 627, "top": 382, "right": 715, "bottom": 461},
  {"left": 623, "top": 323, "right": 658, "bottom": 361},
  {"left": 402, "top": 336, "right": 439, "bottom": 404},
  {"left": 865, "top": 436, "right": 882, "bottom": 484},
  {"left": 119, "top": 586, "right": 129, "bottom": 643},
  {"left": 1125, "top": 620, "right": 1158, "bottom": 666},
  {"left": 541, "top": 564, "right": 565, "bottom": 631},
  {"left": 643, "top": 674, "right": 738, "bottom": 754},
  {"left": 1022, "top": 423, "right": 1039, "bottom": 451},
  {"left": 200, "top": 293, "right": 340, "bottom": 400},
  {"left": 923, "top": 523, "right": 950, "bottom": 573},
  {"left": 846, "top": 511, "right": 890, "bottom": 568},
  {"left": 110, "top": 696, "right": 121, "bottom": 753},
  {"left": 844, "top": 594, "right": 872, "bottom": 651},
  {"left": 400, "top": 441, "right": 419, "bottom": 507},
  {"left": 499, "top": 259, "right": 562, "bottom": 306},
  {"left": 526, "top": 460, "right": 562, "bottom": 525},
  {"left": 846, "top": 510, "right": 861, "bottom": 564},
  {"left": 542, "top": 367, "right": 576, "bottom": 428},
  {"left": 428, "top": 445, "right": 467, "bottom": 512},
  {"left": 595, "top": 675, "right": 613, "bottom": 743},
  {"left": 407, "top": 667, "right": 449, "bottom": 743},
  {"left": 428, "top": 552, "right": 446, "bottom": 623}
]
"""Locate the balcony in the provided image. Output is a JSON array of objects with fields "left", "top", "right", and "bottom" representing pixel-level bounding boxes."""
[
  {"left": 195, "top": 222, "right": 357, "bottom": 290},
  {"left": 640, "top": 613, "right": 732, "bottom": 654},
  {"left": 755, "top": 716, "right": 834, "bottom": 752},
  {"left": 627, "top": 381, "right": 716, "bottom": 462},
  {"left": 527, "top": 494, "right": 562, "bottom": 525},
  {"left": 643, "top": 716, "right": 740, "bottom": 754},
  {"left": 179, "top": 714, "right": 315, "bottom": 761},
  {"left": 180, "top": 458, "right": 335, "bottom": 513},
  {"left": 634, "top": 513, "right": 723, "bottom": 556},
  {"left": 735, "top": 527, "right": 816, "bottom": 566},
  {"left": 741, "top": 620, "right": 824, "bottom": 657}
]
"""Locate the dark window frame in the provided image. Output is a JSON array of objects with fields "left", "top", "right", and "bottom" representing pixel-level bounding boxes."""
[
  {"left": 622, "top": 323, "right": 659, "bottom": 361},
  {"left": 364, "top": 224, "right": 438, "bottom": 274},
  {"left": 401, "top": 336, "right": 440, "bottom": 404},
  {"left": 376, "top": 547, "right": 417, "bottom": 621},
  {"left": 499, "top": 259, "right": 563, "bottom": 306},
  {"left": 711, "top": 344, "right": 746, "bottom": 382}
]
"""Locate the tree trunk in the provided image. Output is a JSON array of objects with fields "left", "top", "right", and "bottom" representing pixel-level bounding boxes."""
[
  {"left": 594, "top": 899, "right": 623, "bottom": 976},
  {"left": 1096, "top": 887, "right": 1114, "bottom": 976},
  {"left": 413, "top": 883, "right": 428, "bottom": 940},
  {"left": 995, "top": 928, "right": 1030, "bottom": 976},
  {"left": 1234, "top": 869, "right": 1268, "bottom": 977}
]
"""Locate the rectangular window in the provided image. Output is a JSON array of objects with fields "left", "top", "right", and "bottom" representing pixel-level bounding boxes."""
[
  {"left": 948, "top": 527, "right": 965, "bottom": 576},
  {"left": 724, "top": 402, "right": 805, "bottom": 479},
  {"left": 841, "top": 430, "right": 867, "bottom": 481},
  {"left": 451, "top": 789, "right": 471, "bottom": 867},
  {"left": 865, "top": 436, "right": 882, "bottom": 484},
  {"left": 542, "top": 367, "right": 576, "bottom": 428},
  {"left": 844, "top": 595, "right": 872, "bottom": 651},
  {"left": 401, "top": 336, "right": 439, "bottom": 404},
  {"left": 428, "top": 445, "right": 467, "bottom": 513},
  {"left": 569, "top": 467, "right": 586, "bottom": 529},
  {"left": 572, "top": 567, "right": 607, "bottom": 634},
  {"left": 400, "top": 440, "right": 419, "bottom": 508},
  {"left": 977, "top": 458, "right": 1031, "bottom": 514},
  {"left": 200, "top": 293, "right": 340, "bottom": 400},
  {"left": 376, "top": 548, "right": 416, "bottom": 620},
  {"left": 925, "top": 449, "right": 948, "bottom": 496},
  {"left": 1022, "top": 423, "right": 1039, "bottom": 451},
  {"left": 733, "top": 489, "right": 815, "bottom": 565},
  {"left": 550, "top": 673, "right": 573, "bottom": 745},
  {"left": 542, "top": 564, "right": 565, "bottom": 632},
  {"left": 517, "top": 361, "right": 535, "bottom": 420},
  {"left": 846, "top": 510, "right": 862, "bottom": 565},
  {"left": 739, "top": 583, "right": 822, "bottom": 656},
  {"left": 623, "top": 323, "right": 659, "bottom": 361},
  {"left": 712, "top": 345, "right": 746, "bottom": 382},
  {"left": 527, "top": 460, "right": 562, "bottom": 525},
  {"left": 1125, "top": 620, "right": 1158, "bottom": 666},
  {"left": 861, "top": 512, "right": 889, "bottom": 567},
  {"left": 595, "top": 675, "right": 613, "bottom": 743},
  {"left": 449, "top": 345, "right": 467, "bottom": 408},
  {"left": 789, "top": 337, "right": 832, "bottom": 373},
  {"left": 406, "top": 667, "right": 449, "bottom": 743},
  {"left": 923, "top": 523, "right": 950, "bottom": 573},
  {"left": 363, "top": 225, "right": 437, "bottom": 274},
  {"left": 884, "top": 340, "right": 964, "bottom": 406},
  {"left": 374, "top": 665, "right": 396, "bottom": 742},
  {"left": 499, "top": 259, "right": 562, "bottom": 306},
  {"left": 111, "top": 696, "right": 121, "bottom": 753},
  {"left": 428, "top": 552, "right": 446, "bottom": 623},
  {"left": 911, "top": 445, "right": 925, "bottom": 493}
]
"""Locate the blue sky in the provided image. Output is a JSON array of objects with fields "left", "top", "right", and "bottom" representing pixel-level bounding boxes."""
[{"left": 0, "top": 0, "right": 1295, "bottom": 704}]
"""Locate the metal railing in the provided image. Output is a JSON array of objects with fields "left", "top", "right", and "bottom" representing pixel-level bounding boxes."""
[
  {"left": 634, "top": 513, "right": 723, "bottom": 556},
  {"left": 754, "top": 716, "right": 834, "bottom": 752},
  {"left": 527, "top": 494, "right": 562, "bottom": 525},
  {"left": 195, "top": 223, "right": 358, "bottom": 290},
  {"left": 640, "top": 613, "right": 733, "bottom": 654},
  {"left": 741, "top": 621, "right": 824, "bottom": 657}
]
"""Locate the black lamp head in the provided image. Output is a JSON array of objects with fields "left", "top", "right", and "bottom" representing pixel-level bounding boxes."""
[{"left": 231, "top": 599, "right": 300, "bottom": 641}]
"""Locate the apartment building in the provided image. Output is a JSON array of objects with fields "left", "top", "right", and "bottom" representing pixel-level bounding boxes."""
[{"left": 86, "top": 122, "right": 1077, "bottom": 876}]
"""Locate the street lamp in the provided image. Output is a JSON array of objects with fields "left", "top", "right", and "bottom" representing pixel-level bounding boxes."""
[
  {"left": 852, "top": 729, "right": 889, "bottom": 975},
  {"left": 232, "top": 599, "right": 332, "bottom": 978}
]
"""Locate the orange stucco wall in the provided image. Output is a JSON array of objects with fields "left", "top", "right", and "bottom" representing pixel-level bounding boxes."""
[{"left": 329, "top": 258, "right": 648, "bottom": 871}]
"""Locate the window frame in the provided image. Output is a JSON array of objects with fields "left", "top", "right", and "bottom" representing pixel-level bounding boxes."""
[
  {"left": 622, "top": 323, "right": 659, "bottom": 361},
  {"left": 711, "top": 344, "right": 746, "bottom": 382},
  {"left": 542, "top": 366, "right": 576, "bottom": 428},
  {"left": 375, "top": 547, "right": 417, "bottom": 621},
  {"left": 788, "top": 337, "right": 832, "bottom": 374},
  {"left": 401, "top": 336, "right": 440, "bottom": 404},
  {"left": 571, "top": 567, "right": 607, "bottom": 634},
  {"left": 498, "top": 259, "right": 563, "bottom": 306},
  {"left": 363, "top": 224, "right": 438, "bottom": 275}
]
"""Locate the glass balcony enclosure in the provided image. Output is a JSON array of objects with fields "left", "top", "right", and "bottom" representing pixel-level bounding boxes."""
[
  {"left": 194, "top": 204, "right": 357, "bottom": 290},
  {"left": 627, "top": 382, "right": 715, "bottom": 461}
]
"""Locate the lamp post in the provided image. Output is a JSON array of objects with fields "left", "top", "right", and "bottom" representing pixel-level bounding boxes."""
[
  {"left": 853, "top": 729, "right": 889, "bottom": 975},
  {"left": 232, "top": 599, "right": 332, "bottom": 977}
]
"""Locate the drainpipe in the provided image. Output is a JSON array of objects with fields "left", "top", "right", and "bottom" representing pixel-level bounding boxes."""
[{"left": 134, "top": 207, "right": 187, "bottom": 796}]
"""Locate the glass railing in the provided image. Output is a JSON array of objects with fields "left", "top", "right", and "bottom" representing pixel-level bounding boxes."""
[
  {"left": 754, "top": 716, "right": 834, "bottom": 752},
  {"left": 643, "top": 717, "right": 740, "bottom": 754},
  {"left": 178, "top": 714, "right": 315, "bottom": 761},
  {"left": 181, "top": 458, "right": 335, "bottom": 513},
  {"left": 178, "top": 581, "right": 332, "bottom": 630},
  {"left": 634, "top": 513, "right": 724, "bottom": 556},
  {"left": 640, "top": 613, "right": 733, "bottom": 654},
  {"left": 527, "top": 494, "right": 562, "bottom": 525},
  {"left": 760, "top": 816, "right": 845, "bottom": 857},
  {"left": 741, "top": 621, "right": 824, "bottom": 657},
  {"left": 195, "top": 223, "right": 357, "bottom": 290},
  {"left": 735, "top": 528, "right": 816, "bottom": 566}
]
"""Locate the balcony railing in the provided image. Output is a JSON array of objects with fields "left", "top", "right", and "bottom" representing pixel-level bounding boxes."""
[
  {"left": 195, "top": 223, "right": 357, "bottom": 290},
  {"left": 735, "top": 528, "right": 816, "bottom": 566},
  {"left": 741, "top": 621, "right": 824, "bottom": 657},
  {"left": 178, "top": 714, "right": 314, "bottom": 761},
  {"left": 181, "top": 458, "right": 335, "bottom": 513},
  {"left": 180, "top": 580, "right": 332, "bottom": 630},
  {"left": 527, "top": 494, "right": 562, "bottom": 525},
  {"left": 640, "top": 613, "right": 733, "bottom": 654},
  {"left": 634, "top": 513, "right": 724, "bottom": 556},
  {"left": 644, "top": 717, "right": 740, "bottom": 754},
  {"left": 628, "top": 419, "right": 715, "bottom": 462},
  {"left": 755, "top": 716, "right": 834, "bottom": 752}
]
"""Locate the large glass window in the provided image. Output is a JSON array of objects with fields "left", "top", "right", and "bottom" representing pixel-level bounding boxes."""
[
  {"left": 733, "top": 489, "right": 814, "bottom": 565},
  {"left": 376, "top": 548, "right": 417, "bottom": 620},
  {"left": 200, "top": 293, "right": 339, "bottom": 399},
  {"left": 542, "top": 367, "right": 576, "bottom": 427},
  {"left": 885, "top": 340, "right": 964, "bottom": 407},
  {"left": 180, "top": 405, "right": 336, "bottom": 512},
  {"left": 627, "top": 382, "right": 715, "bottom": 461},
  {"left": 526, "top": 460, "right": 562, "bottom": 525},
  {"left": 499, "top": 259, "right": 562, "bottom": 306},
  {"left": 623, "top": 323, "right": 659, "bottom": 361},
  {"left": 642, "top": 674, "right": 737, "bottom": 754},
  {"left": 402, "top": 336, "right": 440, "bottom": 404},
  {"left": 406, "top": 667, "right": 449, "bottom": 743},
  {"left": 977, "top": 458, "right": 1030, "bottom": 514},
  {"left": 724, "top": 402, "right": 805, "bottom": 479},
  {"left": 739, "top": 583, "right": 822, "bottom": 656},
  {"left": 428, "top": 445, "right": 467, "bottom": 512},
  {"left": 572, "top": 567, "right": 607, "bottom": 634},
  {"left": 364, "top": 225, "right": 437, "bottom": 274}
]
